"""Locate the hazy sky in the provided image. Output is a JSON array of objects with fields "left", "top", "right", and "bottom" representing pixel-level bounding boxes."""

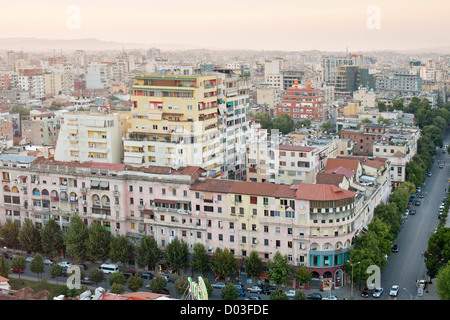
[{"left": 0, "top": 0, "right": 449, "bottom": 51}]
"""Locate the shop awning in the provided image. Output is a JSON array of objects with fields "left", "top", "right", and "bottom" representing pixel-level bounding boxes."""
[
  {"left": 90, "top": 180, "right": 99, "bottom": 187},
  {"left": 100, "top": 181, "right": 109, "bottom": 188}
]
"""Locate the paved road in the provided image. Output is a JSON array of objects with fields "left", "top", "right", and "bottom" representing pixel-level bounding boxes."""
[{"left": 378, "top": 130, "right": 449, "bottom": 300}]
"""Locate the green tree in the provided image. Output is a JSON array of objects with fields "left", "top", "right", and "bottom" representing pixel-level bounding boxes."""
[
  {"left": 436, "top": 263, "right": 450, "bottom": 300},
  {"left": 320, "top": 121, "right": 333, "bottom": 133},
  {"left": 127, "top": 274, "right": 143, "bottom": 292},
  {"left": 10, "top": 255, "right": 26, "bottom": 279},
  {"left": 29, "top": 253, "right": 45, "bottom": 280},
  {"left": 110, "top": 283, "right": 125, "bottom": 294},
  {"left": 210, "top": 247, "right": 239, "bottom": 280},
  {"left": 86, "top": 222, "right": 112, "bottom": 262},
  {"left": 0, "top": 256, "right": 10, "bottom": 278},
  {"left": 267, "top": 251, "right": 291, "bottom": 286},
  {"left": 190, "top": 243, "right": 210, "bottom": 276},
  {"left": 9, "top": 105, "right": 30, "bottom": 119},
  {"left": 293, "top": 290, "right": 306, "bottom": 300},
  {"left": 89, "top": 268, "right": 106, "bottom": 286},
  {"left": 425, "top": 227, "right": 450, "bottom": 278},
  {"left": 221, "top": 283, "right": 239, "bottom": 300},
  {"left": 18, "top": 218, "right": 42, "bottom": 254},
  {"left": 150, "top": 275, "right": 167, "bottom": 293},
  {"left": 63, "top": 213, "right": 89, "bottom": 261},
  {"left": 269, "top": 289, "right": 288, "bottom": 300},
  {"left": 164, "top": 237, "right": 189, "bottom": 275},
  {"left": 245, "top": 251, "right": 263, "bottom": 282},
  {"left": 272, "top": 113, "right": 294, "bottom": 135},
  {"left": 295, "top": 119, "right": 311, "bottom": 129},
  {"left": 377, "top": 101, "right": 387, "bottom": 112},
  {"left": 41, "top": 218, "right": 65, "bottom": 257},
  {"left": 49, "top": 263, "right": 64, "bottom": 285},
  {"left": 0, "top": 219, "right": 20, "bottom": 249},
  {"left": 109, "top": 271, "right": 126, "bottom": 286},
  {"left": 295, "top": 266, "right": 312, "bottom": 287},
  {"left": 252, "top": 111, "right": 273, "bottom": 131},
  {"left": 136, "top": 236, "right": 161, "bottom": 271},
  {"left": 109, "top": 235, "right": 133, "bottom": 266},
  {"left": 173, "top": 276, "right": 190, "bottom": 298}
]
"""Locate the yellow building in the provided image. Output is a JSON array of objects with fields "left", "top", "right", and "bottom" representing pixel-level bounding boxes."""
[
  {"left": 343, "top": 102, "right": 364, "bottom": 117},
  {"left": 124, "top": 73, "right": 221, "bottom": 176}
]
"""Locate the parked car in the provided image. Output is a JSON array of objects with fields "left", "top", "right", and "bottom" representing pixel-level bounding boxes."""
[
  {"left": 427, "top": 171, "right": 432, "bottom": 177},
  {"left": 418, "top": 193, "right": 424, "bottom": 198},
  {"left": 415, "top": 200, "right": 421, "bottom": 206},
  {"left": 361, "top": 287, "right": 370, "bottom": 297},
  {"left": 11, "top": 268, "right": 24, "bottom": 274},
  {"left": 262, "top": 287, "right": 277, "bottom": 295},
  {"left": 58, "top": 261, "right": 72, "bottom": 268},
  {"left": 211, "top": 282, "right": 226, "bottom": 289},
  {"left": 392, "top": 244, "right": 399, "bottom": 252},
  {"left": 373, "top": 287, "right": 383, "bottom": 298},
  {"left": 233, "top": 284, "right": 243, "bottom": 290},
  {"left": 139, "top": 272, "right": 153, "bottom": 280},
  {"left": 160, "top": 274, "right": 173, "bottom": 283},
  {"left": 43, "top": 259, "right": 54, "bottom": 265},
  {"left": 285, "top": 290, "right": 296, "bottom": 297},
  {"left": 439, "top": 164, "right": 444, "bottom": 169},
  {"left": 322, "top": 295, "right": 338, "bottom": 300},
  {"left": 25, "top": 256, "right": 34, "bottom": 263},
  {"left": 81, "top": 277, "right": 93, "bottom": 285},
  {"left": 247, "top": 285, "right": 263, "bottom": 293},
  {"left": 410, "top": 209, "right": 416, "bottom": 215},
  {"left": 78, "top": 264, "right": 88, "bottom": 270},
  {"left": 245, "top": 296, "right": 261, "bottom": 300},
  {"left": 306, "top": 293, "right": 323, "bottom": 300},
  {"left": 123, "top": 270, "right": 136, "bottom": 278},
  {"left": 389, "top": 285, "right": 399, "bottom": 297}
]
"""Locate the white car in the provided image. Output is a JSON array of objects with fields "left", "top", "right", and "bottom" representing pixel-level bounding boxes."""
[
  {"left": 373, "top": 287, "right": 383, "bottom": 298},
  {"left": 247, "top": 285, "right": 263, "bottom": 293},
  {"left": 58, "top": 261, "right": 72, "bottom": 268},
  {"left": 389, "top": 285, "right": 399, "bottom": 297},
  {"left": 322, "top": 295, "right": 338, "bottom": 300},
  {"left": 211, "top": 282, "right": 226, "bottom": 289},
  {"left": 285, "top": 290, "right": 296, "bottom": 297},
  {"left": 25, "top": 257, "right": 34, "bottom": 263},
  {"left": 43, "top": 259, "right": 54, "bottom": 265}
]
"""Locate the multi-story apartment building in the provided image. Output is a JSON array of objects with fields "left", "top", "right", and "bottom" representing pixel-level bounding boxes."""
[
  {"left": 376, "top": 71, "right": 422, "bottom": 93},
  {"left": 86, "top": 63, "right": 110, "bottom": 89},
  {"left": 54, "top": 109, "right": 129, "bottom": 163},
  {"left": 123, "top": 73, "right": 222, "bottom": 177},
  {"left": 44, "top": 70, "right": 73, "bottom": 96},
  {"left": 18, "top": 74, "right": 45, "bottom": 99},
  {"left": 340, "top": 124, "right": 387, "bottom": 155},
  {"left": 321, "top": 54, "right": 363, "bottom": 85},
  {"left": 275, "top": 81, "right": 328, "bottom": 121},
  {"left": 372, "top": 128, "right": 419, "bottom": 187},
  {"left": 0, "top": 153, "right": 386, "bottom": 287},
  {"left": 217, "top": 73, "right": 250, "bottom": 180},
  {"left": 21, "top": 112, "right": 58, "bottom": 146}
]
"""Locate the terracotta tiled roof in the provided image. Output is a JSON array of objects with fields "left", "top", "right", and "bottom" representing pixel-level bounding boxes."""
[
  {"left": 315, "top": 172, "right": 346, "bottom": 186},
  {"left": 295, "top": 183, "right": 356, "bottom": 201},
  {"left": 324, "top": 166, "right": 355, "bottom": 179},
  {"left": 325, "top": 158, "right": 359, "bottom": 173}
]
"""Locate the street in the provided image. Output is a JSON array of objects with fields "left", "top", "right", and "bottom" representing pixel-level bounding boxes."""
[{"left": 377, "top": 129, "right": 449, "bottom": 300}]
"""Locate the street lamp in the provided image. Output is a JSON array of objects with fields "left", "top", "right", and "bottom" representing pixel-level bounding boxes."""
[{"left": 347, "top": 260, "right": 360, "bottom": 299}]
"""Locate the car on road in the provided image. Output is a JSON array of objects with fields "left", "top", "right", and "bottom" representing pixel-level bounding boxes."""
[
  {"left": 416, "top": 187, "right": 421, "bottom": 193},
  {"left": 418, "top": 193, "right": 424, "bottom": 198},
  {"left": 262, "top": 287, "right": 277, "bottom": 295},
  {"left": 285, "top": 290, "right": 297, "bottom": 297},
  {"left": 233, "top": 284, "right": 243, "bottom": 290},
  {"left": 11, "top": 268, "right": 24, "bottom": 273},
  {"left": 373, "top": 287, "right": 383, "bottom": 298},
  {"left": 160, "top": 274, "right": 173, "bottom": 283},
  {"left": 415, "top": 200, "right": 421, "bottom": 206},
  {"left": 236, "top": 288, "right": 246, "bottom": 297},
  {"left": 427, "top": 171, "right": 432, "bottom": 177},
  {"left": 123, "top": 270, "right": 136, "bottom": 278},
  {"left": 361, "top": 287, "right": 370, "bottom": 297},
  {"left": 25, "top": 256, "right": 33, "bottom": 263},
  {"left": 306, "top": 293, "right": 323, "bottom": 300},
  {"left": 211, "top": 282, "right": 226, "bottom": 289},
  {"left": 389, "top": 285, "right": 399, "bottom": 297},
  {"left": 247, "top": 285, "right": 263, "bottom": 293},
  {"left": 322, "top": 295, "right": 338, "bottom": 300},
  {"left": 439, "top": 164, "right": 444, "bottom": 169},
  {"left": 392, "top": 244, "right": 399, "bottom": 252},
  {"left": 81, "top": 277, "right": 93, "bottom": 285},
  {"left": 410, "top": 209, "right": 416, "bottom": 215},
  {"left": 43, "top": 259, "right": 54, "bottom": 265},
  {"left": 58, "top": 261, "right": 72, "bottom": 268},
  {"left": 245, "top": 296, "right": 261, "bottom": 300},
  {"left": 139, "top": 272, "right": 153, "bottom": 280}
]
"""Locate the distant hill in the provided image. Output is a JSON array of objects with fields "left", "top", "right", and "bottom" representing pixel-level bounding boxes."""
[{"left": 0, "top": 37, "right": 206, "bottom": 52}]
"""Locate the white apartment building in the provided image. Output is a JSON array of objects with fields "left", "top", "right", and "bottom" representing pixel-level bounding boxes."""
[
  {"left": 86, "top": 63, "right": 110, "bottom": 89},
  {"left": 18, "top": 75, "right": 45, "bottom": 99},
  {"left": 54, "top": 109, "right": 129, "bottom": 164}
]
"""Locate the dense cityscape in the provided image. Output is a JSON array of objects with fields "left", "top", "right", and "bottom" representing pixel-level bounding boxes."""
[{"left": 0, "top": 1, "right": 449, "bottom": 307}]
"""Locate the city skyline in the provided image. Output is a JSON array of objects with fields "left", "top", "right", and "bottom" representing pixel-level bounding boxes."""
[{"left": 0, "top": 0, "right": 449, "bottom": 52}]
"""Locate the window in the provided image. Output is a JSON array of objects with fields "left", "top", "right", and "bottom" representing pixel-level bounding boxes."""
[{"left": 250, "top": 196, "right": 257, "bottom": 204}]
